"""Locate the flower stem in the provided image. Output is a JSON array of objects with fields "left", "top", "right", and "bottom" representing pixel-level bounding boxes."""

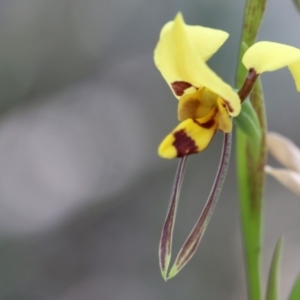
[
  {"left": 235, "top": 1, "right": 268, "bottom": 299},
  {"left": 237, "top": 81, "right": 267, "bottom": 300}
]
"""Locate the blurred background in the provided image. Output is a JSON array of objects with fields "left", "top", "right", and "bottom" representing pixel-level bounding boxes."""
[{"left": 0, "top": 0, "right": 300, "bottom": 299}]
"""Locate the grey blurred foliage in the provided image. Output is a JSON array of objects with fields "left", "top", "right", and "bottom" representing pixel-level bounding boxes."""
[
  {"left": 293, "top": 0, "right": 300, "bottom": 14},
  {"left": 0, "top": 0, "right": 300, "bottom": 299}
]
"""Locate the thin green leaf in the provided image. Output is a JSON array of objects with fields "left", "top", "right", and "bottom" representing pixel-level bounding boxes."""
[
  {"left": 266, "top": 237, "right": 283, "bottom": 300},
  {"left": 159, "top": 156, "right": 188, "bottom": 280},
  {"left": 288, "top": 273, "right": 300, "bottom": 300},
  {"left": 167, "top": 133, "right": 232, "bottom": 279}
]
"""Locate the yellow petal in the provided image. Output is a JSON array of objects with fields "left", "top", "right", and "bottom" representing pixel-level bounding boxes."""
[
  {"left": 243, "top": 42, "right": 300, "bottom": 91},
  {"left": 265, "top": 165, "right": 300, "bottom": 197},
  {"left": 177, "top": 87, "right": 217, "bottom": 121},
  {"left": 175, "top": 15, "right": 229, "bottom": 62},
  {"left": 154, "top": 13, "right": 240, "bottom": 116},
  {"left": 288, "top": 60, "right": 300, "bottom": 91},
  {"left": 158, "top": 111, "right": 218, "bottom": 159},
  {"left": 197, "top": 64, "right": 241, "bottom": 116},
  {"left": 155, "top": 12, "right": 229, "bottom": 80},
  {"left": 217, "top": 98, "right": 232, "bottom": 133}
]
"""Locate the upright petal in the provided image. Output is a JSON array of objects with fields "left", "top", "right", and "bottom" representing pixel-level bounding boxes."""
[
  {"left": 181, "top": 18, "right": 229, "bottom": 62},
  {"left": 155, "top": 12, "right": 229, "bottom": 73},
  {"left": 243, "top": 42, "right": 300, "bottom": 90},
  {"left": 154, "top": 12, "right": 239, "bottom": 112}
]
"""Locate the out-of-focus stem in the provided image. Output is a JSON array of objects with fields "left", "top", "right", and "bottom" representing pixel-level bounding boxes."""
[{"left": 235, "top": 0, "right": 268, "bottom": 300}]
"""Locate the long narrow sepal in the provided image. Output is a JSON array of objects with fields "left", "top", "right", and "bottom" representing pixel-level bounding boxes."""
[
  {"left": 167, "top": 132, "right": 232, "bottom": 279},
  {"left": 159, "top": 156, "right": 188, "bottom": 280}
]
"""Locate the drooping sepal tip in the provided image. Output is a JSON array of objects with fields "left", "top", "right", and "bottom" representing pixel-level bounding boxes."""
[
  {"left": 167, "top": 264, "right": 181, "bottom": 280},
  {"left": 159, "top": 249, "right": 171, "bottom": 281},
  {"left": 158, "top": 157, "right": 188, "bottom": 279}
]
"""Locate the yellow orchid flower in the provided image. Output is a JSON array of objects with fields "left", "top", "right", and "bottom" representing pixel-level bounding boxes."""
[
  {"left": 154, "top": 12, "right": 300, "bottom": 281},
  {"left": 155, "top": 14, "right": 300, "bottom": 160},
  {"left": 154, "top": 13, "right": 241, "bottom": 159}
]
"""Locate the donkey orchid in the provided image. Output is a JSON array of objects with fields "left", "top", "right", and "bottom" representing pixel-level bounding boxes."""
[{"left": 154, "top": 12, "right": 300, "bottom": 280}]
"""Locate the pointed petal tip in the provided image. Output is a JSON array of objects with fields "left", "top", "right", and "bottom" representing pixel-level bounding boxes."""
[
  {"left": 160, "top": 267, "right": 169, "bottom": 281},
  {"left": 174, "top": 11, "right": 184, "bottom": 21},
  {"left": 159, "top": 246, "right": 172, "bottom": 279},
  {"left": 166, "top": 265, "right": 180, "bottom": 280}
]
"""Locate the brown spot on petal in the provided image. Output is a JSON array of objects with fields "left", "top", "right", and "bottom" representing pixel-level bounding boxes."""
[
  {"left": 193, "top": 109, "right": 217, "bottom": 130},
  {"left": 171, "top": 81, "right": 193, "bottom": 96},
  {"left": 173, "top": 129, "right": 198, "bottom": 157},
  {"left": 224, "top": 100, "right": 234, "bottom": 113},
  {"left": 195, "top": 119, "right": 215, "bottom": 129}
]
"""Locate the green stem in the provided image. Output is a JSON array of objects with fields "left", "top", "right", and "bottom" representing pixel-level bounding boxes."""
[
  {"left": 237, "top": 81, "right": 267, "bottom": 300},
  {"left": 236, "top": 1, "right": 268, "bottom": 299}
]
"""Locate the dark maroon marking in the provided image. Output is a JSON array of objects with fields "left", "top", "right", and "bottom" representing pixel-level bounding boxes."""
[
  {"left": 171, "top": 81, "right": 193, "bottom": 96},
  {"left": 194, "top": 118, "right": 215, "bottom": 129},
  {"left": 173, "top": 129, "right": 198, "bottom": 157},
  {"left": 224, "top": 100, "right": 234, "bottom": 113},
  {"left": 200, "top": 119, "right": 215, "bottom": 129},
  {"left": 238, "top": 68, "right": 259, "bottom": 103}
]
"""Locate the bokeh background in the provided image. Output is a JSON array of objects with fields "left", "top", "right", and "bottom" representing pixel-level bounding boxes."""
[{"left": 0, "top": 0, "right": 300, "bottom": 299}]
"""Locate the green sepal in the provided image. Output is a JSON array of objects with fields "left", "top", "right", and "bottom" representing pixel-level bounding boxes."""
[
  {"left": 288, "top": 273, "right": 300, "bottom": 300},
  {"left": 266, "top": 237, "right": 283, "bottom": 300},
  {"left": 233, "top": 98, "right": 261, "bottom": 142}
]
